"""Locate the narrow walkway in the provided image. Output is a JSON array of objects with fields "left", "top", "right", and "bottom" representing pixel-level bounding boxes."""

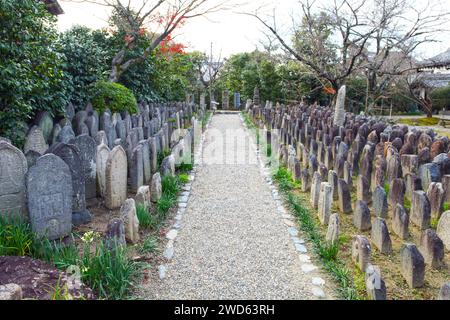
[{"left": 141, "top": 114, "right": 321, "bottom": 299}]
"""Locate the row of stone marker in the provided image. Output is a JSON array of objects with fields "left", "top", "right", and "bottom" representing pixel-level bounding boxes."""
[
  {"left": 248, "top": 97, "right": 449, "bottom": 300},
  {"left": 0, "top": 101, "right": 202, "bottom": 241}
]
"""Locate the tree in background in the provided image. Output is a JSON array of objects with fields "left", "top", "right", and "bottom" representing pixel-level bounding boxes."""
[
  {"left": 71, "top": 0, "right": 233, "bottom": 82},
  {"left": 0, "top": 0, "right": 69, "bottom": 146},
  {"left": 246, "top": 0, "right": 449, "bottom": 113}
]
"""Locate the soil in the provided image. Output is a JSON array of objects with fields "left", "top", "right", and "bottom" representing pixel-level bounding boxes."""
[{"left": 0, "top": 256, "right": 94, "bottom": 300}]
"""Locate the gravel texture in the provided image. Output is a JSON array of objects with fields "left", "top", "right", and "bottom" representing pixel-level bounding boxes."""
[{"left": 140, "top": 114, "right": 325, "bottom": 300}]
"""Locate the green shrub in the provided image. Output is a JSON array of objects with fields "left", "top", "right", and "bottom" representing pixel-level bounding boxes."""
[
  {"left": 432, "top": 86, "right": 450, "bottom": 110},
  {"left": 58, "top": 26, "right": 111, "bottom": 108},
  {"left": 90, "top": 80, "right": 138, "bottom": 114},
  {"left": 0, "top": 214, "right": 34, "bottom": 256}
]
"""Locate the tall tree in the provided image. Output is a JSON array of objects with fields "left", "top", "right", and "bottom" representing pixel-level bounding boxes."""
[{"left": 71, "top": 0, "right": 232, "bottom": 82}]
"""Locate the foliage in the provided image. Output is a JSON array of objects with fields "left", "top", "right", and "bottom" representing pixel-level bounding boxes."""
[
  {"left": 161, "top": 175, "right": 181, "bottom": 198},
  {"left": 80, "top": 240, "right": 137, "bottom": 300},
  {"left": 178, "top": 173, "right": 190, "bottom": 184},
  {"left": 58, "top": 26, "right": 111, "bottom": 109},
  {"left": 152, "top": 51, "right": 203, "bottom": 102},
  {"left": 136, "top": 204, "right": 155, "bottom": 230},
  {"left": 0, "top": 214, "right": 33, "bottom": 256},
  {"left": 47, "top": 277, "right": 71, "bottom": 300},
  {"left": 33, "top": 237, "right": 80, "bottom": 270},
  {"left": 216, "top": 51, "right": 282, "bottom": 103},
  {"left": 90, "top": 80, "right": 138, "bottom": 114},
  {"left": 0, "top": 0, "right": 68, "bottom": 146},
  {"left": 431, "top": 86, "right": 450, "bottom": 110},
  {"left": 139, "top": 236, "right": 158, "bottom": 255}
]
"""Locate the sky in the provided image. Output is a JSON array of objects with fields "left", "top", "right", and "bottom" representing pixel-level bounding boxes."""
[{"left": 56, "top": 0, "right": 450, "bottom": 60}]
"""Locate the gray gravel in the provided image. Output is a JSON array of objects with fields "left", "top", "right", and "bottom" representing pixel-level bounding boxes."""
[{"left": 139, "top": 114, "right": 322, "bottom": 300}]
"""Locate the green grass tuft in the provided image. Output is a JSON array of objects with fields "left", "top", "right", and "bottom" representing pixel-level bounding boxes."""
[
  {"left": 80, "top": 241, "right": 137, "bottom": 300},
  {"left": 0, "top": 214, "right": 34, "bottom": 256},
  {"left": 136, "top": 204, "right": 156, "bottom": 230},
  {"left": 139, "top": 236, "right": 158, "bottom": 255}
]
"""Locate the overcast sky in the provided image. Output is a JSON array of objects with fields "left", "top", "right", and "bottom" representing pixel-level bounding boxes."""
[{"left": 57, "top": 0, "right": 450, "bottom": 60}]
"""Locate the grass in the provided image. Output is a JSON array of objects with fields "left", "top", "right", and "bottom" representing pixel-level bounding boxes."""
[
  {"left": 397, "top": 117, "right": 440, "bottom": 126},
  {"left": 404, "top": 197, "right": 412, "bottom": 212},
  {"left": 136, "top": 204, "right": 157, "bottom": 230},
  {"left": 139, "top": 236, "right": 158, "bottom": 255},
  {"left": 47, "top": 277, "right": 71, "bottom": 300},
  {"left": 80, "top": 241, "right": 137, "bottom": 300},
  {"left": 0, "top": 214, "right": 34, "bottom": 256},
  {"left": 178, "top": 173, "right": 190, "bottom": 184},
  {"left": 443, "top": 202, "right": 450, "bottom": 212},
  {"left": 33, "top": 236, "right": 80, "bottom": 270},
  {"left": 384, "top": 183, "right": 390, "bottom": 197},
  {"left": 431, "top": 217, "right": 439, "bottom": 230}
]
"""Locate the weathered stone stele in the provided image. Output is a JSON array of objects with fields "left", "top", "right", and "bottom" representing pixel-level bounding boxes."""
[
  {"left": 96, "top": 143, "right": 110, "bottom": 198},
  {"left": 333, "top": 85, "right": 346, "bottom": 127},
  {"left": 150, "top": 172, "right": 162, "bottom": 203},
  {"left": 310, "top": 172, "right": 322, "bottom": 210},
  {"left": 400, "top": 243, "right": 425, "bottom": 288},
  {"left": 27, "top": 154, "right": 72, "bottom": 240},
  {"left": 436, "top": 211, "right": 450, "bottom": 250},
  {"left": 352, "top": 235, "right": 371, "bottom": 271},
  {"left": 47, "top": 143, "right": 86, "bottom": 212},
  {"left": 318, "top": 182, "right": 332, "bottom": 225},
  {"left": 353, "top": 200, "right": 372, "bottom": 231},
  {"left": 24, "top": 126, "right": 48, "bottom": 155},
  {"left": 135, "top": 185, "right": 151, "bottom": 208},
  {"left": 392, "top": 204, "right": 409, "bottom": 240},
  {"left": 120, "top": 199, "right": 139, "bottom": 244},
  {"left": 0, "top": 142, "right": 28, "bottom": 218},
  {"left": 365, "top": 265, "right": 386, "bottom": 300},
  {"left": 419, "top": 229, "right": 444, "bottom": 269},
  {"left": 69, "top": 134, "right": 97, "bottom": 200},
  {"left": 337, "top": 179, "right": 352, "bottom": 214},
  {"left": 105, "top": 146, "right": 128, "bottom": 209},
  {"left": 326, "top": 213, "right": 340, "bottom": 245},
  {"left": 411, "top": 190, "right": 431, "bottom": 230},
  {"left": 371, "top": 218, "right": 392, "bottom": 254},
  {"left": 438, "top": 282, "right": 450, "bottom": 300},
  {"left": 104, "top": 218, "right": 126, "bottom": 249}
]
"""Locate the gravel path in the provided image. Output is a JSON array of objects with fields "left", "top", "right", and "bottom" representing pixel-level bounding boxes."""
[{"left": 140, "top": 113, "right": 329, "bottom": 300}]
